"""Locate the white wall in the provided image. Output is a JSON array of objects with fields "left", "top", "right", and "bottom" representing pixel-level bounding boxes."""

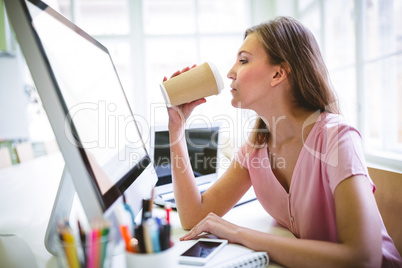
[{"left": 0, "top": 52, "right": 30, "bottom": 140}]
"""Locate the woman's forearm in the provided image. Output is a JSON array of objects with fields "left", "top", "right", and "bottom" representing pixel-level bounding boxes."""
[
  {"left": 169, "top": 124, "right": 205, "bottom": 228},
  {"left": 235, "top": 227, "right": 381, "bottom": 268}
]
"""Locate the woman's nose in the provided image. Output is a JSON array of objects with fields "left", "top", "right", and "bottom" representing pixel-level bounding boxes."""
[{"left": 227, "top": 65, "right": 236, "bottom": 80}]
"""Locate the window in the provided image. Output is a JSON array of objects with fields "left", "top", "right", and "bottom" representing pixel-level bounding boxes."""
[
  {"left": 36, "top": 0, "right": 254, "bottom": 147},
  {"left": 298, "top": 0, "right": 402, "bottom": 170},
  {"left": 324, "top": 0, "right": 356, "bottom": 125},
  {"left": 362, "top": 0, "right": 402, "bottom": 163},
  {"left": 142, "top": 0, "right": 251, "bottom": 129}
]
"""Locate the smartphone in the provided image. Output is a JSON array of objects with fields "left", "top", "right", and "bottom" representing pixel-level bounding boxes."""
[{"left": 178, "top": 238, "right": 228, "bottom": 266}]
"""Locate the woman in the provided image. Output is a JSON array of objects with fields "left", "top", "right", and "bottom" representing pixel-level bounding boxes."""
[{"left": 164, "top": 17, "right": 402, "bottom": 267}]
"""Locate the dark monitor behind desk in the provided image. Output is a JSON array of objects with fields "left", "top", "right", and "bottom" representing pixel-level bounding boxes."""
[{"left": 150, "top": 123, "right": 221, "bottom": 197}]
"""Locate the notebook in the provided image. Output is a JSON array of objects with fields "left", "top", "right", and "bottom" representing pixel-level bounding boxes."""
[
  {"left": 177, "top": 241, "right": 269, "bottom": 268},
  {"left": 149, "top": 123, "right": 256, "bottom": 209},
  {"left": 216, "top": 252, "right": 269, "bottom": 268}
]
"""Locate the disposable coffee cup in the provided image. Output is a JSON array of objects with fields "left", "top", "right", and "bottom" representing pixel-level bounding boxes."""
[{"left": 160, "top": 61, "right": 224, "bottom": 106}]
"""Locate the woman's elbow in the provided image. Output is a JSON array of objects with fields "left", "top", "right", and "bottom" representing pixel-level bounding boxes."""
[
  {"left": 180, "top": 220, "right": 194, "bottom": 231},
  {"left": 350, "top": 246, "right": 382, "bottom": 268},
  {"left": 178, "top": 214, "right": 199, "bottom": 230}
]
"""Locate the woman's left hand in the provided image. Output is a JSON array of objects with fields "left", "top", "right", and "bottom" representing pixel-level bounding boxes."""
[{"left": 180, "top": 212, "right": 242, "bottom": 244}]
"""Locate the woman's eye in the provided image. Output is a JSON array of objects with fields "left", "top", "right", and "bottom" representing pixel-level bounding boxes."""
[{"left": 239, "top": 59, "right": 248, "bottom": 64}]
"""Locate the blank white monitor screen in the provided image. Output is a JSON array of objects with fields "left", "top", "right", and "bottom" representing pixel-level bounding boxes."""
[{"left": 26, "top": 1, "right": 150, "bottom": 210}]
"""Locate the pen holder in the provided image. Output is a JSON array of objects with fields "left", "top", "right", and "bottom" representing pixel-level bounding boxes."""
[
  {"left": 55, "top": 236, "right": 113, "bottom": 268},
  {"left": 125, "top": 245, "right": 177, "bottom": 268}
]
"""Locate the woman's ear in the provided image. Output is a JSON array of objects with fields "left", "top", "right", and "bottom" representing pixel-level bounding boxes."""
[
  {"left": 270, "top": 69, "right": 286, "bottom": 87},
  {"left": 270, "top": 63, "right": 290, "bottom": 87}
]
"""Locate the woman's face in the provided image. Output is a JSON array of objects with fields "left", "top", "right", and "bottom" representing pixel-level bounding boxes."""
[{"left": 227, "top": 33, "right": 278, "bottom": 110}]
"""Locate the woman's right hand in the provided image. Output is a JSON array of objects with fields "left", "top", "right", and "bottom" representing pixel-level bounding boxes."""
[{"left": 164, "top": 65, "right": 207, "bottom": 131}]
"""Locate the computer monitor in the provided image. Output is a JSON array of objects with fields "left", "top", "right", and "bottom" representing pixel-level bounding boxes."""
[
  {"left": 4, "top": 0, "right": 157, "bottom": 255},
  {"left": 150, "top": 123, "right": 221, "bottom": 197}
]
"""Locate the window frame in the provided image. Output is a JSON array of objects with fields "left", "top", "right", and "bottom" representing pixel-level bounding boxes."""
[{"left": 297, "top": 0, "right": 402, "bottom": 172}]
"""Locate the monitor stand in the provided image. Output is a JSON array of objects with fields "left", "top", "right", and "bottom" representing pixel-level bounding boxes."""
[
  {"left": 45, "top": 166, "right": 75, "bottom": 255},
  {"left": 44, "top": 166, "right": 128, "bottom": 256}
]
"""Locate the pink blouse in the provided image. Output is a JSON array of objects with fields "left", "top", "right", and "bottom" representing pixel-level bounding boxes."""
[{"left": 234, "top": 112, "right": 402, "bottom": 267}]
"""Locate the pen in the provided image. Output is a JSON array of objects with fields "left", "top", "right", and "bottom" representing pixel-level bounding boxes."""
[
  {"left": 142, "top": 199, "right": 150, "bottom": 222},
  {"left": 100, "top": 224, "right": 109, "bottom": 268},
  {"left": 142, "top": 188, "right": 155, "bottom": 222},
  {"left": 130, "top": 237, "right": 140, "bottom": 253},
  {"left": 56, "top": 230, "right": 69, "bottom": 268},
  {"left": 123, "top": 194, "right": 136, "bottom": 229},
  {"left": 135, "top": 224, "right": 146, "bottom": 253},
  {"left": 95, "top": 227, "right": 102, "bottom": 268},
  {"left": 158, "top": 219, "right": 171, "bottom": 251},
  {"left": 62, "top": 228, "right": 80, "bottom": 268},
  {"left": 165, "top": 203, "right": 172, "bottom": 225},
  {"left": 77, "top": 220, "right": 87, "bottom": 266},
  {"left": 150, "top": 188, "right": 154, "bottom": 214},
  {"left": 142, "top": 220, "right": 154, "bottom": 253},
  {"left": 120, "top": 225, "right": 133, "bottom": 252},
  {"left": 87, "top": 228, "right": 98, "bottom": 268},
  {"left": 148, "top": 218, "right": 161, "bottom": 253}
]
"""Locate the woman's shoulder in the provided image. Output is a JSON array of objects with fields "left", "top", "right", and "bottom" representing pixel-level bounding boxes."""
[
  {"left": 313, "top": 112, "right": 361, "bottom": 138},
  {"left": 236, "top": 139, "right": 266, "bottom": 157}
]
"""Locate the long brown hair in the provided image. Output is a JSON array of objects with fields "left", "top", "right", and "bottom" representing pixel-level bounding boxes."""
[{"left": 246, "top": 16, "right": 339, "bottom": 147}]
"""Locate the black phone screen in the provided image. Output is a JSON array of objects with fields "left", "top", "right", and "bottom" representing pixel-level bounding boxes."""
[{"left": 180, "top": 241, "right": 223, "bottom": 258}]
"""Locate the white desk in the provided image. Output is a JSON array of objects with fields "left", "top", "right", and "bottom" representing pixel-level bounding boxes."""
[{"left": 0, "top": 153, "right": 294, "bottom": 267}]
